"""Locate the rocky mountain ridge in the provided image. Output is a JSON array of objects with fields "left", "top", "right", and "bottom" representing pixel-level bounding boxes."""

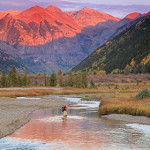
[{"left": 0, "top": 5, "right": 147, "bottom": 73}]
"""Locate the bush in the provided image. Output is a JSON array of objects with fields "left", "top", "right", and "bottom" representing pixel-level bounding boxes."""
[
  {"left": 81, "top": 97, "right": 90, "bottom": 101},
  {"left": 114, "top": 84, "right": 118, "bottom": 89},
  {"left": 89, "top": 79, "right": 97, "bottom": 89},
  {"left": 135, "top": 88, "right": 150, "bottom": 99}
]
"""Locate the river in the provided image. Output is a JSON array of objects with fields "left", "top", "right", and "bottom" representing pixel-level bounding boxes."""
[{"left": 0, "top": 96, "right": 150, "bottom": 150}]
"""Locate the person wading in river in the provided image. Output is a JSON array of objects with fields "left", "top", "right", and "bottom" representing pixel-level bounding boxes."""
[{"left": 62, "top": 105, "right": 67, "bottom": 117}]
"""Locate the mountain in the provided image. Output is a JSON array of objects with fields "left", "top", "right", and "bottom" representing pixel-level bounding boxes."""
[
  {"left": 67, "top": 7, "right": 120, "bottom": 27},
  {"left": 88, "top": 12, "right": 143, "bottom": 49},
  {"left": 0, "top": 49, "right": 29, "bottom": 74},
  {"left": 0, "top": 6, "right": 147, "bottom": 74},
  {"left": 0, "top": 10, "right": 22, "bottom": 19},
  {"left": 0, "top": 5, "right": 82, "bottom": 45},
  {"left": 72, "top": 14, "right": 150, "bottom": 74},
  {"left": 0, "top": 5, "right": 122, "bottom": 73}
]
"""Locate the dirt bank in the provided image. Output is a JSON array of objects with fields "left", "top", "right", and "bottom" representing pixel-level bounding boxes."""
[
  {"left": 102, "top": 114, "right": 150, "bottom": 125},
  {"left": 0, "top": 95, "right": 72, "bottom": 139}
]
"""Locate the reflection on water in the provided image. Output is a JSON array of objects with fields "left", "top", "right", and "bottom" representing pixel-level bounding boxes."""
[{"left": 0, "top": 96, "right": 150, "bottom": 150}]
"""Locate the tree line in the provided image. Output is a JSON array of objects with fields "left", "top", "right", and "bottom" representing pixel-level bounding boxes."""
[
  {"left": 0, "top": 66, "right": 96, "bottom": 88},
  {"left": 0, "top": 66, "right": 30, "bottom": 88}
]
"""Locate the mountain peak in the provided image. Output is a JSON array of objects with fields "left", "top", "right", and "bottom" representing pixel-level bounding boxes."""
[
  {"left": 146, "top": 12, "right": 150, "bottom": 16},
  {"left": 68, "top": 7, "right": 120, "bottom": 27},
  {"left": 81, "top": 7, "right": 100, "bottom": 13},
  {"left": 47, "top": 5, "right": 62, "bottom": 13},
  {"left": 82, "top": 7, "right": 90, "bottom": 10},
  {"left": 31, "top": 5, "right": 41, "bottom": 10},
  {"left": 125, "top": 12, "right": 141, "bottom": 20}
]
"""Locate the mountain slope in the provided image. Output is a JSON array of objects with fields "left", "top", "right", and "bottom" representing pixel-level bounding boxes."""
[
  {"left": 0, "top": 6, "right": 146, "bottom": 74},
  {"left": 0, "top": 5, "right": 82, "bottom": 46},
  {"left": 67, "top": 7, "right": 120, "bottom": 27},
  {"left": 0, "top": 10, "right": 22, "bottom": 19},
  {"left": 72, "top": 14, "right": 150, "bottom": 74},
  {"left": 0, "top": 49, "right": 30, "bottom": 73}
]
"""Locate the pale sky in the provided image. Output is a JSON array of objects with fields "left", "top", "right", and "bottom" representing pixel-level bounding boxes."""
[
  {"left": 0, "top": 0, "right": 150, "bottom": 18},
  {"left": 63, "top": 0, "right": 150, "bottom": 5}
]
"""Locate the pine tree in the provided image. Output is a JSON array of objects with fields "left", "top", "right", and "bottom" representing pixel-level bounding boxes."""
[
  {"left": 17, "top": 75, "right": 23, "bottom": 87},
  {"left": 67, "top": 70, "right": 74, "bottom": 87},
  {"left": 11, "top": 66, "right": 17, "bottom": 87},
  {"left": 35, "top": 80, "right": 38, "bottom": 86},
  {"left": 75, "top": 71, "right": 82, "bottom": 88},
  {"left": 46, "top": 76, "right": 50, "bottom": 86},
  {"left": 50, "top": 71, "right": 57, "bottom": 87},
  {"left": 58, "top": 70, "right": 63, "bottom": 76},
  {"left": 58, "top": 70, "right": 63, "bottom": 87},
  {"left": 23, "top": 71, "right": 27, "bottom": 86},
  {"left": 89, "top": 79, "right": 96, "bottom": 89},
  {"left": 82, "top": 73, "right": 88, "bottom": 88},
  {"left": 1, "top": 69, "right": 7, "bottom": 88},
  {"left": 44, "top": 73, "right": 47, "bottom": 86},
  {"left": 8, "top": 72, "right": 13, "bottom": 87},
  {"left": 27, "top": 76, "right": 31, "bottom": 86}
]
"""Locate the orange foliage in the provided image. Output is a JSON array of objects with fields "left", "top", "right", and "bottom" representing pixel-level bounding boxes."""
[{"left": 96, "top": 70, "right": 106, "bottom": 75}]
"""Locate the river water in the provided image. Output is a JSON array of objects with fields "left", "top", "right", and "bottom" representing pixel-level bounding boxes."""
[{"left": 0, "top": 96, "right": 150, "bottom": 150}]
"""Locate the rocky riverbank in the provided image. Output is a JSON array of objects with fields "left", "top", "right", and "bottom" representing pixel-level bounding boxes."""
[{"left": 0, "top": 95, "right": 72, "bottom": 138}]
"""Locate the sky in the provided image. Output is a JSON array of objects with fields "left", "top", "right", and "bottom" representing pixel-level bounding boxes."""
[{"left": 0, "top": 0, "right": 150, "bottom": 18}]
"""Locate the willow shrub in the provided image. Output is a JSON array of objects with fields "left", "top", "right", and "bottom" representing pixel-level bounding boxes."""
[{"left": 135, "top": 88, "right": 150, "bottom": 99}]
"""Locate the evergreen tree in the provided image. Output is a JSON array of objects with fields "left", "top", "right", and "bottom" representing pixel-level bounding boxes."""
[
  {"left": 1, "top": 69, "right": 7, "bottom": 87},
  {"left": 89, "top": 79, "right": 97, "bottom": 89},
  {"left": 46, "top": 76, "right": 50, "bottom": 86},
  {"left": 75, "top": 71, "right": 82, "bottom": 88},
  {"left": 11, "top": 66, "right": 17, "bottom": 87},
  {"left": 145, "top": 62, "right": 150, "bottom": 73},
  {"left": 67, "top": 70, "right": 74, "bottom": 87},
  {"left": 58, "top": 70, "right": 63, "bottom": 87},
  {"left": 35, "top": 80, "right": 38, "bottom": 86},
  {"left": 50, "top": 71, "right": 57, "bottom": 87},
  {"left": 23, "top": 71, "right": 27, "bottom": 86},
  {"left": 44, "top": 73, "right": 47, "bottom": 86},
  {"left": 27, "top": 76, "right": 31, "bottom": 86},
  {"left": 82, "top": 73, "right": 88, "bottom": 88},
  {"left": 58, "top": 70, "right": 63, "bottom": 76},
  {"left": 8, "top": 72, "right": 13, "bottom": 87},
  {"left": 17, "top": 75, "right": 23, "bottom": 87}
]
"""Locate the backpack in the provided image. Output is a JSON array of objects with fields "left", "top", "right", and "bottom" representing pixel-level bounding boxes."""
[{"left": 62, "top": 106, "right": 64, "bottom": 112}]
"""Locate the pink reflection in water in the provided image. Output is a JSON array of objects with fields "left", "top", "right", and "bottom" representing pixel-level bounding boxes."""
[{"left": 9, "top": 114, "right": 108, "bottom": 149}]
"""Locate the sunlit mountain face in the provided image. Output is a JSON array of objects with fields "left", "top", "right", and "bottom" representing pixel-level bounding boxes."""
[
  {"left": 0, "top": 5, "right": 147, "bottom": 73},
  {"left": 0, "top": 5, "right": 120, "bottom": 46}
]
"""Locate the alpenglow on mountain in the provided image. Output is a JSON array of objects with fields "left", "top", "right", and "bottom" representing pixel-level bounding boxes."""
[{"left": 0, "top": 5, "right": 146, "bottom": 73}]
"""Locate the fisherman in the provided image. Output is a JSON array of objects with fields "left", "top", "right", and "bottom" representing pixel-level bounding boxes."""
[{"left": 62, "top": 105, "right": 67, "bottom": 116}]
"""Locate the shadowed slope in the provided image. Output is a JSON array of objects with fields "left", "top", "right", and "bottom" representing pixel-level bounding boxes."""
[{"left": 72, "top": 14, "right": 150, "bottom": 74}]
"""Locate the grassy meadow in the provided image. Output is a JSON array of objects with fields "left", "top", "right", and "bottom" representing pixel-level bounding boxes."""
[{"left": 0, "top": 74, "right": 150, "bottom": 117}]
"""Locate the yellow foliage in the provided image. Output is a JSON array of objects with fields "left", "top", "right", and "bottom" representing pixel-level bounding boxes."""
[
  {"left": 130, "top": 58, "right": 136, "bottom": 67},
  {"left": 141, "top": 54, "right": 150, "bottom": 65},
  {"left": 96, "top": 70, "right": 106, "bottom": 75},
  {"left": 105, "top": 41, "right": 112, "bottom": 45},
  {"left": 35, "top": 73, "right": 43, "bottom": 76},
  {"left": 96, "top": 48, "right": 102, "bottom": 54}
]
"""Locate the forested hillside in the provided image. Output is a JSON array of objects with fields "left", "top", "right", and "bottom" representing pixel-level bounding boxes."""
[
  {"left": 72, "top": 14, "right": 150, "bottom": 74},
  {"left": 0, "top": 49, "right": 29, "bottom": 74}
]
